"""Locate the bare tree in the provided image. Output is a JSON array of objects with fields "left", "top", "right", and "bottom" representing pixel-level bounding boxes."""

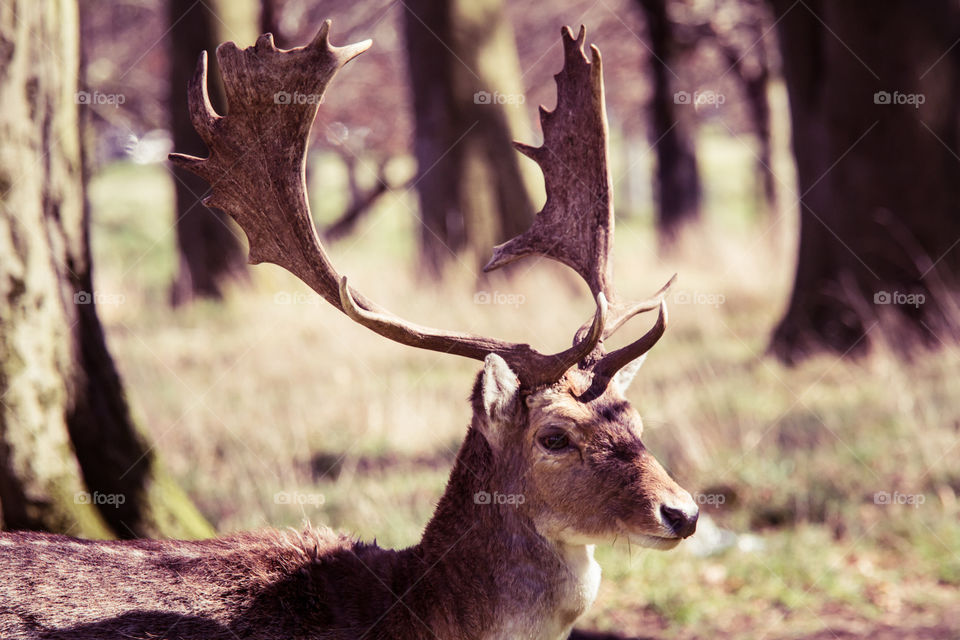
[
  {"left": 709, "top": 0, "right": 776, "bottom": 211},
  {"left": 635, "top": 0, "right": 702, "bottom": 243}
]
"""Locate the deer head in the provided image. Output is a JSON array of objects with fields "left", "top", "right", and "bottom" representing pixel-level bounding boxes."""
[{"left": 170, "top": 22, "right": 698, "bottom": 551}]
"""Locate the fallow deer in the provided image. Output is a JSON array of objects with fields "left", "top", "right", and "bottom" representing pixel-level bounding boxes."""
[{"left": 0, "top": 22, "right": 698, "bottom": 640}]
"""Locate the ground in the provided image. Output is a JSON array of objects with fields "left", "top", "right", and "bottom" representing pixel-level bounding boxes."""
[{"left": 87, "top": 148, "right": 960, "bottom": 639}]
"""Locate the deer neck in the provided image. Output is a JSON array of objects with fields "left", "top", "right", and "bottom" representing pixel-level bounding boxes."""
[{"left": 414, "top": 426, "right": 601, "bottom": 639}]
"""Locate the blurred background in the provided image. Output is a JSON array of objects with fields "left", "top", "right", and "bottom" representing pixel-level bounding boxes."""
[{"left": 1, "top": 0, "right": 959, "bottom": 638}]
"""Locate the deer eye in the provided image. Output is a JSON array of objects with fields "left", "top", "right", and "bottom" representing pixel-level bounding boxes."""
[{"left": 539, "top": 432, "right": 570, "bottom": 451}]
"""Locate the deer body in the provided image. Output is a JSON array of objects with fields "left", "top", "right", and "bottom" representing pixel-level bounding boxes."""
[
  {"left": 0, "top": 23, "right": 700, "bottom": 639},
  {"left": 1, "top": 424, "right": 612, "bottom": 640},
  {"left": 1, "top": 360, "right": 693, "bottom": 640}
]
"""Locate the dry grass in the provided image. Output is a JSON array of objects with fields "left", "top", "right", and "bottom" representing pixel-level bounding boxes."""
[{"left": 88, "top": 159, "right": 960, "bottom": 639}]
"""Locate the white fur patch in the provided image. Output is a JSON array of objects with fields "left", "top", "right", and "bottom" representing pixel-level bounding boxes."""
[{"left": 564, "top": 544, "right": 601, "bottom": 610}]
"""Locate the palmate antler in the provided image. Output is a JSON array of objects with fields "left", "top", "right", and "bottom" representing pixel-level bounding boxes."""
[
  {"left": 485, "top": 26, "right": 674, "bottom": 385},
  {"left": 168, "top": 21, "right": 670, "bottom": 392},
  {"left": 168, "top": 21, "right": 604, "bottom": 389}
]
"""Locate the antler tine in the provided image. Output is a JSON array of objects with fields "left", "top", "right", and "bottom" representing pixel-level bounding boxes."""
[
  {"left": 602, "top": 273, "right": 676, "bottom": 338},
  {"left": 187, "top": 51, "right": 220, "bottom": 150},
  {"left": 168, "top": 22, "right": 607, "bottom": 389},
  {"left": 591, "top": 300, "right": 667, "bottom": 386}
]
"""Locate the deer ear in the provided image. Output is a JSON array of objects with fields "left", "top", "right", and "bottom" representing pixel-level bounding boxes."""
[
  {"left": 611, "top": 354, "right": 647, "bottom": 394},
  {"left": 478, "top": 354, "right": 520, "bottom": 424}
]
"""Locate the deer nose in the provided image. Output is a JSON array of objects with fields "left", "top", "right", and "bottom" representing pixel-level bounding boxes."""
[{"left": 660, "top": 503, "right": 699, "bottom": 538}]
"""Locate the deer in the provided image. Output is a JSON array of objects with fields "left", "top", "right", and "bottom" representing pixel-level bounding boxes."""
[{"left": 0, "top": 22, "right": 698, "bottom": 640}]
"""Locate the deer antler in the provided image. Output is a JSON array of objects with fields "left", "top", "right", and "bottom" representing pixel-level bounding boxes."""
[
  {"left": 484, "top": 26, "right": 613, "bottom": 297},
  {"left": 484, "top": 25, "right": 674, "bottom": 383},
  {"left": 168, "top": 21, "right": 607, "bottom": 389}
]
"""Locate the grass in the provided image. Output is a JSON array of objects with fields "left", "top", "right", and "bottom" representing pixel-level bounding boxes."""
[{"left": 88, "top": 158, "right": 960, "bottom": 639}]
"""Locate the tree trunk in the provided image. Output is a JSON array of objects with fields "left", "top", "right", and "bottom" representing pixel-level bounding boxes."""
[
  {"left": 770, "top": 0, "right": 960, "bottom": 363},
  {"left": 747, "top": 64, "right": 775, "bottom": 211},
  {"left": 168, "top": 0, "right": 248, "bottom": 306},
  {"left": 636, "top": 0, "right": 702, "bottom": 243},
  {"left": 403, "top": 0, "right": 535, "bottom": 277},
  {"left": 259, "top": 0, "right": 286, "bottom": 48},
  {"left": 712, "top": 0, "right": 776, "bottom": 212},
  {"left": 0, "top": 0, "right": 213, "bottom": 539}
]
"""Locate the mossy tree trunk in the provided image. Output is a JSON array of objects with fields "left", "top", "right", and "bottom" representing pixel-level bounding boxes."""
[
  {"left": 403, "top": 0, "right": 536, "bottom": 277},
  {"left": 0, "top": 0, "right": 213, "bottom": 539}
]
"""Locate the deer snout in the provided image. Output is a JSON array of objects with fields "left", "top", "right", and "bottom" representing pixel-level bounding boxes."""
[{"left": 659, "top": 492, "right": 699, "bottom": 538}]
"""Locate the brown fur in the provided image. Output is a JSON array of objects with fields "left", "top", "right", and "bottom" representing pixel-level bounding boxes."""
[{"left": 0, "top": 365, "right": 695, "bottom": 640}]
